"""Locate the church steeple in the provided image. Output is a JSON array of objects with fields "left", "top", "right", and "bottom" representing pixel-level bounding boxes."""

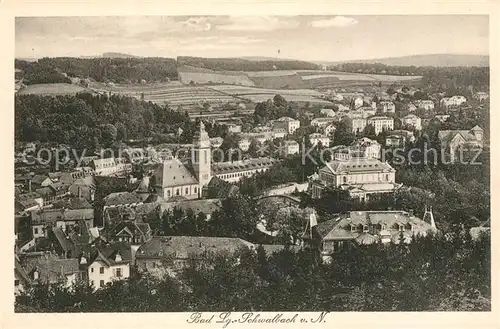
[{"left": 192, "top": 120, "right": 212, "bottom": 194}]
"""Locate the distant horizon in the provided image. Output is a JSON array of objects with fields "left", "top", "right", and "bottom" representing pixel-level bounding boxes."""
[
  {"left": 16, "top": 16, "right": 488, "bottom": 62},
  {"left": 15, "top": 52, "right": 490, "bottom": 63}
]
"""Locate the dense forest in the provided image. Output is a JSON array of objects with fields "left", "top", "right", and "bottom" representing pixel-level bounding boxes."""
[
  {"left": 15, "top": 57, "right": 179, "bottom": 84},
  {"left": 15, "top": 59, "right": 71, "bottom": 85},
  {"left": 177, "top": 56, "right": 320, "bottom": 71},
  {"left": 16, "top": 230, "right": 490, "bottom": 312},
  {"left": 329, "top": 63, "right": 489, "bottom": 95},
  {"left": 15, "top": 93, "right": 189, "bottom": 152},
  {"left": 15, "top": 56, "right": 322, "bottom": 85}
]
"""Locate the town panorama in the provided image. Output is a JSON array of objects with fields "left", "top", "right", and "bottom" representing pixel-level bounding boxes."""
[{"left": 14, "top": 15, "right": 490, "bottom": 312}]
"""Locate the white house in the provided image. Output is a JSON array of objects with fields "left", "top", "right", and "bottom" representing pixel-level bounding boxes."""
[
  {"left": 275, "top": 117, "right": 300, "bottom": 134},
  {"left": 377, "top": 101, "right": 396, "bottom": 113},
  {"left": 402, "top": 114, "right": 422, "bottom": 131},
  {"left": 414, "top": 100, "right": 435, "bottom": 111},
  {"left": 440, "top": 96, "right": 467, "bottom": 108},
  {"left": 323, "top": 123, "right": 337, "bottom": 136},
  {"left": 283, "top": 140, "right": 300, "bottom": 155},
  {"left": 238, "top": 138, "right": 251, "bottom": 151},
  {"left": 86, "top": 246, "right": 131, "bottom": 290},
  {"left": 309, "top": 133, "right": 330, "bottom": 147},
  {"left": 367, "top": 116, "right": 394, "bottom": 135}
]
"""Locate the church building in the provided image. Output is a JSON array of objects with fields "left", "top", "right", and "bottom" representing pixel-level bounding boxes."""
[{"left": 153, "top": 121, "right": 276, "bottom": 200}]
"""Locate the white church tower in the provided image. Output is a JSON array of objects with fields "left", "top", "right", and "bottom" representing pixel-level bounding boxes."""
[{"left": 192, "top": 120, "right": 212, "bottom": 193}]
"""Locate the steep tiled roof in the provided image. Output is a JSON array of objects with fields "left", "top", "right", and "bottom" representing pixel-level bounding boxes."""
[
  {"left": 21, "top": 253, "right": 79, "bottom": 284},
  {"left": 31, "top": 175, "right": 50, "bottom": 185},
  {"left": 104, "top": 192, "right": 148, "bottom": 207},
  {"left": 319, "top": 210, "right": 436, "bottom": 242},
  {"left": 136, "top": 236, "right": 254, "bottom": 260},
  {"left": 154, "top": 158, "right": 198, "bottom": 188},
  {"left": 53, "top": 197, "right": 93, "bottom": 210}
]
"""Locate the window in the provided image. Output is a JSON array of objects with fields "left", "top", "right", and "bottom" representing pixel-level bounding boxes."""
[
  {"left": 176, "top": 189, "right": 180, "bottom": 196},
  {"left": 167, "top": 190, "right": 171, "bottom": 197},
  {"left": 91, "top": 267, "right": 94, "bottom": 273},
  {"left": 100, "top": 280, "right": 105, "bottom": 287},
  {"left": 385, "top": 174, "right": 389, "bottom": 181},
  {"left": 185, "top": 187, "right": 189, "bottom": 194},
  {"left": 350, "top": 225, "right": 356, "bottom": 232},
  {"left": 100, "top": 267, "right": 104, "bottom": 274},
  {"left": 363, "top": 225, "right": 369, "bottom": 233},
  {"left": 116, "top": 268, "right": 122, "bottom": 277},
  {"left": 194, "top": 187, "right": 197, "bottom": 194},
  {"left": 15, "top": 279, "right": 19, "bottom": 286},
  {"left": 34, "top": 228, "right": 38, "bottom": 235},
  {"left": 343, "top": 176, "right": 347, "bottom": 183},
  {"left": 399, "top": 225, "right": 404, "bottom": 232}
]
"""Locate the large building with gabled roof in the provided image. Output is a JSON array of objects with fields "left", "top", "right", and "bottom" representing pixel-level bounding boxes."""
[
  {"left": 310, "top": 152, "right": 399, "bottom": 201},
  {"left": 153, "top": 121, "right": 276, "bottom": 200}
]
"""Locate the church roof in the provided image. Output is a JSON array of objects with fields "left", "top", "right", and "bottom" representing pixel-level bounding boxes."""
[{"left": 155, "top": 158, "right": 198, "bottom": 188}]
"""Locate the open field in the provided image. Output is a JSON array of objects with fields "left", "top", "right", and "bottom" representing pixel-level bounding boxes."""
[
  {"left": 178, "top": 65, "right": 255, "bottom": 86},
  {"left": 136, "top": 86, "right": 243, "bottom": 109},
  {"left": 17, "top": 83, "right": 95, "bottom": 95},
  {"left": 209, "top": 85, "right": 330, "bottom": 105}
]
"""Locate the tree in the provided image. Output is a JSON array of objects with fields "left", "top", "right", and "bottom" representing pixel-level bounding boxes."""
[
  {"left": 333, "top": 120, "right": 355, "bottom": 146},
  {"left": 100, "top": 123, "right": 118, "bottom": 148}
]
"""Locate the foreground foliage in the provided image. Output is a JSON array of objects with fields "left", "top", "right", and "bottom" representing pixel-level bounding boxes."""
[{"left": 16, "top": 232, "right": 490, "bottom": 312}]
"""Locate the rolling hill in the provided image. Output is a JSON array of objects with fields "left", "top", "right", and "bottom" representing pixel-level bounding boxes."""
[{"left": 322, "top": 54, "right": 489, "bottom": 67}]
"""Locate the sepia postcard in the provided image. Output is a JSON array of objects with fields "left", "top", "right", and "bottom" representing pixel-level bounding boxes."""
[{"left": 1, "top": 1, "right": 499, "bottom": 329}]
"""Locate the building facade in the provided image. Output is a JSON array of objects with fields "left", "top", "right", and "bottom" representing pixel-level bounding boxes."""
[{"left": 367, "top": 116, "right": 394, "bottom": 135}]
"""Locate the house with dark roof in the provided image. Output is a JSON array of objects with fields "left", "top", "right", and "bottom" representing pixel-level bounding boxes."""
[
  {"left": 19, "top": 252, "right": 80, "bottom": 287},
  {"left": 135, "top": 236, "right": 254, "bottom": 277},
  {"left": 83, "top": 243, "right": 131, "bottom": 290},
  {"left": 103, "top": 203, "right": 160, "bottom": 228},
  {"left": 103, "top": 191, "right": 149, "bottom": 209},
  {"left": 68, "top": 175, "right": 96, "bottom": 201},
  {"left": 316, "top": 209, "right": 437, "bottom": 263},
  {"left": 438, "top": 125, "right": 484, "bottom": 162},
  {"left": 105, "top": 221, "right": 152, "bottom": 245},
  {"left": 31, "top": 208, "right": 94, "bottom": 237},
  {"left": 31, "top": 175, "right": 53, "bottom": 189},
  {"left": 15, "top": 192, "right": 43, "bottom": 213}
]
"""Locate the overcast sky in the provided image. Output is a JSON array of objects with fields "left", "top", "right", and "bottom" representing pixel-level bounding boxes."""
[{"left": 15, "top": 15, "right": 488, "bottom": 61}]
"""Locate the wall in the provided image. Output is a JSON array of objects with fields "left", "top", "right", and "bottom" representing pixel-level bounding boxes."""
[
  {"left": 264, "top": 182, "right": 309, "bottom": 196},
  {"left": 88, "top": 260, "right": 130, "bottom": 290},
  {"left": 162, "top": 184, "right": 199, "bottom": 199}
]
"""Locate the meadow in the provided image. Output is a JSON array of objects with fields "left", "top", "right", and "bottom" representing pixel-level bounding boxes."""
[{"left": 17, "top": 83, "right": 94, "bottom": 95}]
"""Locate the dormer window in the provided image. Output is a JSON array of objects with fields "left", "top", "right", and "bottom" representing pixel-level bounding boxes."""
[
  {"left": 381, "top": 224, "right": 387, "bottom": 230},
  {"left": 350, "top": 225, "right": 356, "bottom": 232},
  {"left": 33, "top": 270, "right": 39, "bottom": 280},
  {"left": 115, "top": 254, "right": 122, "bottom": 262},
  {"left": 399, "top": 224, "right": 404, "bottom": 232},
  {"left": 363, "top": 225, "right": 369, "bottom": 233}
]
